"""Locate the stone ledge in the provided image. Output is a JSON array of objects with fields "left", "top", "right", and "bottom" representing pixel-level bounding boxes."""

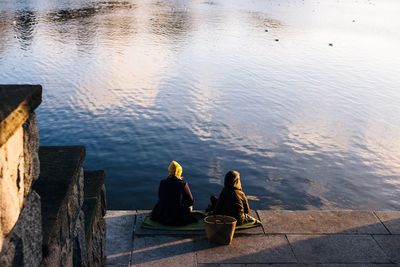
[{"left": 0, "top": 85, "right": 42, "bottom": 147}]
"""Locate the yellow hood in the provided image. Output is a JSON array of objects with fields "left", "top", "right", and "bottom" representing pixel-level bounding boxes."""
[{"left": 168, "top": 160, "right": 182, "bottom": 179}]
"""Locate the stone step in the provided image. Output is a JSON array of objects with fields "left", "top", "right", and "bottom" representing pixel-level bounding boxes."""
[
  {"left": 33, "top": 146, "right": 86, "bottom": 267},
  {"left": 82, "top": 170, "right": 106, "bottom": 267}
]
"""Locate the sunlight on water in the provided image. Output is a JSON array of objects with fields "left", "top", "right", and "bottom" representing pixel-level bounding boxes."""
[{"left": 0, "top": 0, "right": 399, "bottom": 209}]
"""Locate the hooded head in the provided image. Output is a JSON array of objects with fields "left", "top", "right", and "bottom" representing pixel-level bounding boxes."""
[
  {"left": 168, "top": 160, "right": 183, "bottom": 179},
  {"left": 224, "top": 170, "right": 242, "bottom": 190}
]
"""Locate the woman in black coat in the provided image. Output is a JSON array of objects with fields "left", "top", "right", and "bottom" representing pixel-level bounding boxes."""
[{"left": 151, "top": 161, "right": 197, "bottom": 226}]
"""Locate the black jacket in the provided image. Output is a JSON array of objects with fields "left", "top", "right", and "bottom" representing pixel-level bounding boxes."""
[{"left": 151, "top": 175, "right": 197, "bottom": 226}]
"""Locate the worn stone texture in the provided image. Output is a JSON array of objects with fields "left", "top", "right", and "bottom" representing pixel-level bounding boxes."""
[
  {"left": 0, "top": 191, "right": 42, "bottom": 267},
  {"left": 0, "top": 114, "right": 39, "bottom": 250},
  {"left": 287, "top": 234, "right": 390, "bottom": 263},
  {"left": 131, "top": 236, "right": 197, "bottom": 267},
  {"left": 259, "top": 210, "right": 388, "bottom": 234},
  {"left": 83, "top": 170, "right": 106, "bottom": 217},
  {"left": 73, "top": 210, "right": 87, "bottom": 267},
  {"left": 34, "top": 146, "right": 86, "bottom": 267},
  {"left": 0, "top": 127, "right": 25, "bottom": 248},
  {"left": 196, "top": 235, "right": 296, "bottom": 264},
  {"left": 374, "top": 211, "right": 400, "bottom": 234},
  {"left": 22, "top": 114, "right": 39, "bottom": 197},
  {"left": 85, "top": 210, "right": 106, "bottom": 267},
  {"left": 0, "top": 84, "right": 42, "bottom": 147},
  {"left": 83, "top": 170, "right": 107, "bottom": 267},
  {"left": 106, "top": 211, "right": 136, "bottom": 266},
  {"left": 373, "top": 235, "right": 400, "bottom": 263}
]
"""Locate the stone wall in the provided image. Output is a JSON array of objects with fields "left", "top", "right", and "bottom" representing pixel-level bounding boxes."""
[
  {"left": 0, "top": 85, "right": 106, "bottom": 267},
  {"left": 0, "top": 114, "right": 39, "bottom": 246},
  {"left": 0, "top": 191, "right": 42, "bottom": 267},
  {"left": 0, "top": 85, "right": 41, "bottom": 252}
]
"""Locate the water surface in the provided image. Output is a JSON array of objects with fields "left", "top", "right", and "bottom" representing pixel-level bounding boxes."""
[{"left": 1, "top": 0, "right": 399, "bottom": 210}]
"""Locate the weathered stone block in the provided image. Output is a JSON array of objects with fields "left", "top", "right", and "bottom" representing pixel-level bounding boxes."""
[
  {"left": 22, "top": 113, "right": 39, "bottom": 196},
  {"left": 82, "top": 170, "right": 107, "bottom": 267},
  {"left": 0, "top": 127, "right": 25, "bottom": 247},
  {"left": 83, "top": 199, "right": 105, "bottom": 267},
  {"left": 0, "top": 84, "right": 42, "bottom": 147},
  {"left": 1, "top": 113, "right": 39, "bottom": 250},
  {"left": 83, "top": 170, "right": 106, "bottom": 216},
  {"left": 73, "top": 210, "right": 87, "bottom": 267},
  {"left": 0, "top": 191, "right": 42, "bottom": 267},
  {"left": 34, "top": 146, "right": 86, "bottom": 267}
]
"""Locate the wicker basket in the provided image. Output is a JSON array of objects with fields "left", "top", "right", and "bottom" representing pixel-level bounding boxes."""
[{"left": 204, "top": 215, "right": 237, "bottom": 245}]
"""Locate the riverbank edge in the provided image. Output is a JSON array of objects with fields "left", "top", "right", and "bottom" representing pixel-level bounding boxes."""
[{"left": 106, "top": 209, "right": 400, "bottom": 266}]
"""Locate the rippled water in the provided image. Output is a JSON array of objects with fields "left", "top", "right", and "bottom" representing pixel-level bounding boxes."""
[{"left": 1, "top": 0, "right": 399, "bottom": 210}]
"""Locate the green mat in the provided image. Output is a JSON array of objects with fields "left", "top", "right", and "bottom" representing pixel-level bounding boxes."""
[{"left": 141, "top": 212, "right": 262, "bottom": 231}]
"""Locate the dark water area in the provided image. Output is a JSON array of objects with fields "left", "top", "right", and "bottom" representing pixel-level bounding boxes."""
[{"left": 1, "top": 0, "right": 399, "bottom": 210}]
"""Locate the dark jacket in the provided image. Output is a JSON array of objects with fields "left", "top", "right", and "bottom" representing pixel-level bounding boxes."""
[
  {"left": 151, "top": 175, "right": 197, "bottom": 226},
  {"left": 214, "top": 171, "right": 250, "bottom": 225}
]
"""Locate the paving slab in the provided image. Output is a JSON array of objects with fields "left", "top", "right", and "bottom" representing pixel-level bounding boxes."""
[
  {"left": 197, "top": 264, "right": 304, "bottom": 267},
  {"left": 258, "top": 210, "right": 388, "bottom": 234},
  {"left": 106, "top": 210, "right": 136, "bottom": 266},
  {"left": 287, "top": 234, "right": 390, "bottom": 263},
  {"left": 196, "top": 235, "right": 296, "bottom": 264},
  {"left": 374, "top": 211, "right": 400, "bottom": 234},
  {"left": 131, "top": 236, "right": 197, "bottom": 267},
  {"left": 198, "top": 264, "right": 396, "bottom": 267},
  {"left": 373, "top": 235, "right": 400, "bottom": 263}
]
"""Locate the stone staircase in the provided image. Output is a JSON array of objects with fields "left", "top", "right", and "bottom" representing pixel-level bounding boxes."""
[{"left": 0, "top": 85, "right": 106, "bottom": 266}]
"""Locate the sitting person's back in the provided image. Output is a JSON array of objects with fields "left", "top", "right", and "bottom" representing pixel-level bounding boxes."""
[
  {"left": 151, "top": 161, "right": 197, "bottom": 226},
  {"left": 214, "top": 170, "right": 250, "bottom": 225}
]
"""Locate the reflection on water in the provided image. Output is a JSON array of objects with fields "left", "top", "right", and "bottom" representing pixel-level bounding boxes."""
[
  {"left": 14, "top": 10, "right": 37, "bottom": 49},
  {"left": 0, "top": 0, "right": 399, "bottom": 210}
]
